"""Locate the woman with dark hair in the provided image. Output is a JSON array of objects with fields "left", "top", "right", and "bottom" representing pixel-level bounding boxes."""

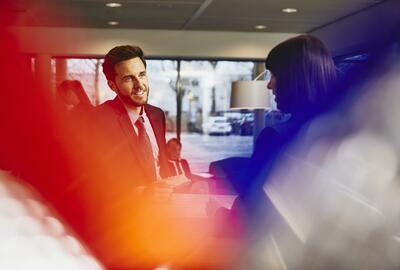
[
  {"left": 235, "top": 34, "right": 337, "bottom": 199},
  {"left": 265, "top": 34, "right": 337, "bottom": 115},
  {"left": 211, "top": 35, "right": 338, "bottom": 241},
  {"left": 57, "top": 80, "right": 93, "bottom": 113}
]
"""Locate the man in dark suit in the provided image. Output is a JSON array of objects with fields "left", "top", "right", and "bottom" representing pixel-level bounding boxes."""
[
  {"left": 165, "top": 138, "right": 212, "bottom": 193},
  {"left": 91, "top": 45, "right": 170, "bottom": 186},
  {"left": 166, "top": 138, "right": 192, "bottom": 179}
]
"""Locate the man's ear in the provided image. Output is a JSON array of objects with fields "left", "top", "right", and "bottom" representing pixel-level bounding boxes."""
[{"left": 107, "top": 80, "right": 117, "bottom": 93}]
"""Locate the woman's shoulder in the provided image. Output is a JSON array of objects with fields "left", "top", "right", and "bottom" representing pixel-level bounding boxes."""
[
  {"left": 269, "top": 114, "right": 306, "bottom": 136},
  {"left": 259, "top": 119, "right": 292, "bottom": 139},
  {"left": 256, "top": 117, "right": 304, "bottom": 151},
  {"left": 254, "top": 127, "right": 282, "bottom": 154},
  {"left": 258, "top": 126, "right": 280, "bottom": 140}
]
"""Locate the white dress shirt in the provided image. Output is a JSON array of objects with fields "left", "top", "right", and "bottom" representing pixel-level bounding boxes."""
[{"left": 121, "top": 102, "right": 161, "bottom": 179}]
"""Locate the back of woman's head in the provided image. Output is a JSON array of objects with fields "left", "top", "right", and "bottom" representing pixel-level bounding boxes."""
[{"left": 265, "top": 34, "right": 337, "bottom": 114}]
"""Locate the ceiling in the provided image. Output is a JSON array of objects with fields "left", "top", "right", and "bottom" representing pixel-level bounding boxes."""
[{"left": 6, "top": 0, "right": 384, "bottom": 33}]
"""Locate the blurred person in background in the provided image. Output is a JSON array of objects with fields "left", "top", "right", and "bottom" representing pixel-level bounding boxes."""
[
  {"left": 166, "top": 138, "right": 192, "bottom": 179},
  {"left": 56, "top": 79, "right": 93, "bottom": 114},
  {"left": 166, "top": 138, "right": 210, "bottom": 193}
]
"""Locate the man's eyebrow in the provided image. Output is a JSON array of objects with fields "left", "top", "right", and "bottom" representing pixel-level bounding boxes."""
[{"left": 119, "top": 70, "right": 146, "bottom": 78}]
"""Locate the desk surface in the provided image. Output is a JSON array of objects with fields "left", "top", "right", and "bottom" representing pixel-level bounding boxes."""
[
  {"left": 152, "top": 192, "right": 246, "bottom": 269},
  {"left": 168, "top": 193, "right": 237, "bottom": 219}
]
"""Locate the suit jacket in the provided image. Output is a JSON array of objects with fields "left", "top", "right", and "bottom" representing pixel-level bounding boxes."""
[
  {"left": 48, "top": 98, "right": 176, "bottom": 269},
  {"left": 90, "top": 97, "right": 171, "bottom": 186},
  {"left": 167, "top": 159, "right": 191, "bottom": 179}
]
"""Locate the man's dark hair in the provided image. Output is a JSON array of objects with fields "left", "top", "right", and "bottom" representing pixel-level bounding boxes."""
[
  {"left": 167, "top": 138, "right": 181, "bottom": 148},
  {"left": 102, "top": 45, "right": 147, "bottom": 82}
]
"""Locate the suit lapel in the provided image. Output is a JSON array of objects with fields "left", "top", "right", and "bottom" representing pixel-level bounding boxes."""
[
  {"left": 112, "top": 98, "right": 138, "bottom": 143},
  {"left": 118, "top": 113, "right": 137, "bottom": 140},
  {"left": 145, "top": 105, "right": 163, "bottom": 149},
  {"left": 112, "top": 99, "right": 156, "bottom": 179},
  {"left": 145, "top": 104, "right": 172, "bottom": 178}
]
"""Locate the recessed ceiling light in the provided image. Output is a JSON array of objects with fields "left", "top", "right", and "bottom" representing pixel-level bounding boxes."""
[
  {"left": 108, "top": 21, "right": 119, "bottom": 26},
  {"left": 106, "top": 2, "right": 122, "bottom": 8},
  {"left": 255, "top": 25, "right": 267, "bottom": 30},
  {"left": 282, "top": 8, "right": 298, "bottom": 13}
]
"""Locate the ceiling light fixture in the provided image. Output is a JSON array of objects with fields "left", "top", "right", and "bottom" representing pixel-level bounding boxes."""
[
  {"left": 255, "top": 25, "right": 267, "bottom": 30},
  {"left": 106, "top": 2, "right": 122, "bottom": 8},
  {"left": 108, "top": 21, "right": 119, "bottom": 26},
  {"left": 282, "top": 8, "right": 297, "bottom": 13}
]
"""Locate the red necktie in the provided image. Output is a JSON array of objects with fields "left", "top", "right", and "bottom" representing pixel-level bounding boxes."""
[{"left": 135, "top": 116, "right": 156, "bottom": 178}]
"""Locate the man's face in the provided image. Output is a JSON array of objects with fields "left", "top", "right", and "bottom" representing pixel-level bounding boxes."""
[
  {"left": 108, "top": 57, "right": 149, "bottom": 109},
  {"left": 167, "top": 141, "right": 181, "bottom": 160}
]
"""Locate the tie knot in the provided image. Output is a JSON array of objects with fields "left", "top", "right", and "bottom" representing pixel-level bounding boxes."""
[{"left": 136, "top": 116, "right": 145, "bottom": 126}]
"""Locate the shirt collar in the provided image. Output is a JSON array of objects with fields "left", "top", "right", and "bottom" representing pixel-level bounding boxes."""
[{"left": 120, "top": 99, "right": 146, "bottom": 124}]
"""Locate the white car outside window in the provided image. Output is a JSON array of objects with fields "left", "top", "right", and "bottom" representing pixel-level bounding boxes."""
[{"left": 202, "top": 116, "right": 232, "bottom": 136}]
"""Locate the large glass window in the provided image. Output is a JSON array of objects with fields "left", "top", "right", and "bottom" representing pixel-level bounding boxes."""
[
  {"left": 48, "top": 51, "right": 378, "bottom": 175},
  {"left": 53, "top": 57, "right": 262, "bottom": 173},
  {"left": 63, "top": 58, "right": 111, "bottom": 105},
  {"left": 177, "top": 60, "right": 255, "bottom": 172},
  {"left": 147, "top": 60, "right": 178, "bottom": 132}
]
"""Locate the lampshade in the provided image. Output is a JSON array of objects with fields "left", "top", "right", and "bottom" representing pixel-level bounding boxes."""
[{"left": 230, "top": 80, "right": 271, "bottom": 109}]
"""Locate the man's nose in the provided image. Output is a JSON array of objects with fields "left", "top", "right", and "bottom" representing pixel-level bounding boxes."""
[{"left": 132, "top": 77, "right": 143, "bottom": 87}]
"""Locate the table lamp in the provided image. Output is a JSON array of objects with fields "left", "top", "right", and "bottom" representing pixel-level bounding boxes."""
[
  {"left": 230, "top": 70, "right": 272, "bottom": 145},
  {"left": 230, "top": 70, "right": 271, "bottom": 110}
]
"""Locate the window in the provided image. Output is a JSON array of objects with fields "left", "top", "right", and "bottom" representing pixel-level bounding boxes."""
[{"left": 52, "top": 57, "right": 262, "bottom": 173}]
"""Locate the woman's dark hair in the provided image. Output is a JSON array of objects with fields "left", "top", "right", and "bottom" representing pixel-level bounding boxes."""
[
  {"left": 102, "top": 45, "right": 146, "bottom": 82},
  {"left": 265, "top": 34, "right": 337, "bottom": 114},
  {"left": 57, "top": 80, "right": 92, "bottom": 108}
]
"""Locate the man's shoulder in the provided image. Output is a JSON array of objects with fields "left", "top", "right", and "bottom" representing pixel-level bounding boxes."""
[
  {"left": 94, "top": 98, "right": 119, "bottom": 113},
  {"left": 180, "top": 159, "right": 190, "bottom": 169},
  {"left": 145, "top": 104, "right": 165, "bottom": 119},
  {"left": 92, "top": 98, "right": 127, "bottom": 118},
  {"left": 88, "top": 98, "right": 125, "bottom": 128},
  {"left": 180, "top": 158, "right": 189, "bottom": 164},
  {"left": 145, "top": 104, "right": 164, "bottom": 113}
]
